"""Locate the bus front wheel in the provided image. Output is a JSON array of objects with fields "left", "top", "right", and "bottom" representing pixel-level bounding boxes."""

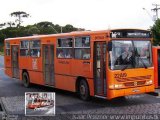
[
  {"left": 22, "top": 72, "right": 30, "bottom": 88},
  {"left": 78, "top": 79, "right": 90, "bottom": 101}
]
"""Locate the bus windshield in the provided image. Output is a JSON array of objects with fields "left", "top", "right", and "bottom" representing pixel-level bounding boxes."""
[{"left": 109, "top": 40, "right": 152, "bottom": 70}]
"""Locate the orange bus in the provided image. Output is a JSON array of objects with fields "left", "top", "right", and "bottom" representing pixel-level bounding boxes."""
[
  {"left": 4, "top": 29, "right": 154, "bottom": 100},
  {"left": 152, "top": 46, "right": 160, "bottom": 88}
]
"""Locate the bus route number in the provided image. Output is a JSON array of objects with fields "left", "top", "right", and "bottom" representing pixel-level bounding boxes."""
[{"left": 114, "top": 73, "right": 127, "bottom": 79}]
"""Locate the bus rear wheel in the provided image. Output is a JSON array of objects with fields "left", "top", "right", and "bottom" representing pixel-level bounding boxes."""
[
  {"left": 22, "top": 72, "right": 30, "bottom": 88},
  {"left": 78, "top": 79, "right": 90, "bottom": 101}
]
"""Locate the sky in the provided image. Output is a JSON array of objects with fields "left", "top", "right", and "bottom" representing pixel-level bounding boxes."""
[{"left": 0, "top": 0, "right": 160, "bottom": 30}]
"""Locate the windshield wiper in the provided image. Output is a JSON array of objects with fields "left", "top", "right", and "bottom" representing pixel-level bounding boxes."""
[
  {"left": 121, "top": 54, "right": 132, "bottom": 71},
  {"left": 136, "top": 54, "right": 147, "bottom": 69},
  {"left": 121, "top": 64, "right": 129, "bottom": 71}
]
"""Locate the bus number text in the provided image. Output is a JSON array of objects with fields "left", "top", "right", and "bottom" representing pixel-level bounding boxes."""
[{"left": 114, "top": 73, "right": 127, "bottom": 79}]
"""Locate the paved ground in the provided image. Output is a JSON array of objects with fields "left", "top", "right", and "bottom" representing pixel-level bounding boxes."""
[{"left": 1, "top": 56, "right": 160, "bottom": 120}]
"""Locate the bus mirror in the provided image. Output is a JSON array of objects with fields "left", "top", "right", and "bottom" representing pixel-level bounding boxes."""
[{"left": 108, "top": 42, "right": 112, "bottom": 51}]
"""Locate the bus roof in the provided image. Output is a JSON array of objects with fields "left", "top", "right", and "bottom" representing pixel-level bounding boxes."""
[{"left": 5, "top": 28, "right": 150, "bottom": 41}]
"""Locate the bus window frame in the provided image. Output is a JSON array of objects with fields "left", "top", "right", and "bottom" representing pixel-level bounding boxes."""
[
  {"left": 30, "top": 40, "right": 41, "bottom": 58},
  {"left": 56, "top": 37, "right": 73, "bottom": 59},
  {"left": 20, "top": 40, "right": 30, "bottom": 57},
  {"left": 74, "top": 36, "right": 91, "bottom": 60},
  {"left": 5, "top": 42, "right": 11, "bottom": 56}
]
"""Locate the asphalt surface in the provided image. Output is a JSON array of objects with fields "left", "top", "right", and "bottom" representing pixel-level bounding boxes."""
[{"left": 0, "top": 56, "right": 160, "bottom": 120}]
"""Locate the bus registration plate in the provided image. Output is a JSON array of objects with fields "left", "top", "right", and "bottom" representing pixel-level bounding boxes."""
[{"left": 132, "top": 89, "right": 140, "bottom": 93}]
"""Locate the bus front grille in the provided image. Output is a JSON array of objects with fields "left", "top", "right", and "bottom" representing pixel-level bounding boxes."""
[
  {"left": 116, "top": 75, "right": 151, "bottom": 82},
  {"left": 124, "top": 81, "right": 146, "bottom": 87}
]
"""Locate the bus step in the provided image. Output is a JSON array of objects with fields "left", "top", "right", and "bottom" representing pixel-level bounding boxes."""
[{"left": 94, "top": 95, "right": 107, "bottom": 99}]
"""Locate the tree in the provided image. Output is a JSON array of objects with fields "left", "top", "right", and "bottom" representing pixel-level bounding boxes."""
[
  {"left": 2, "top": 27, "right": 18, "bottom": 38},
  {"left": 0, "top": 23, "right": 6, "bottom": 28},
  {"left": 36, "top": 21, "right": 58, "bottom": 34},
  {"left": 36, "top": 21, "right": 53, "bottom": 28},
  {"left": 10, "top": 11, "right": 30, "bottom": 28},
  {"left": 151, "top": 19, "right": 160, "bottom": 45},
  {"left": 63, "top": 24, "right": 78, "bottom": 33},
  {"left": 0, "top": 31, "right": 6, "bottom": 42},
  {"left": 7, "top": 21, "right": 16, "bottom": 28},
  {"left": 27, "top": 26, "right": 40, "bottom": 35},
  {"left": 0, "top": 21, "right": 85, "bottom": 45}
]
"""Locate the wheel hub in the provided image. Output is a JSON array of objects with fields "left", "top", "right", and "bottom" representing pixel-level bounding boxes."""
[{"left": 80, "top": 85, "right": 85, "bottom": 95}]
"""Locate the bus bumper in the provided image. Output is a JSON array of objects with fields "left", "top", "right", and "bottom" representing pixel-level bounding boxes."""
[{"left": 108, "top": 85, "right": 155, "bottom": 99}]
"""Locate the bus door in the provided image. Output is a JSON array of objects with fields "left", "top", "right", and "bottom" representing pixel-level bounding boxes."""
[
  {"left": 43, "top": 45, "right": 55, "bottom": 86},
  {"left": 11, "top": 45, "right": 19, "bottom": 78},
  {"left": 94, "top": 42, "right": 107, "bottom": 97}
]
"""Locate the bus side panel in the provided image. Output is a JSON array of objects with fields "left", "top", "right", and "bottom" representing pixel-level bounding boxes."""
[
  {"left": 71, "top": 60, "right": 92, "bottom": 78},
  {"left": 4, "top": 55, "right": 12, "bottom": 77},
  {"left": 54, "top": 59, "right": 74, "bottom": 91},
  {"left": 19, "top": 52, "right": 43, "bottom": 84},
  {"left": 55, "top": 75, "right": 76, "bottom": 92},
  {"left": 29, "top": 71, "right": 44, "bottom": 85},
  {"left": 4, "top": 56, "right": 12, "bottom": 68},
  {"left": 54, "top": 59, "right": 71, "bottom": 75},
  {"left": 19, "top": 57, "right": 30, "bottom": 71},
  {"left": 5, "top": 67, "right": 12, "bottom": 77},
  {"left": 153, "top": 48, "right": 158, "bottom": 88}
]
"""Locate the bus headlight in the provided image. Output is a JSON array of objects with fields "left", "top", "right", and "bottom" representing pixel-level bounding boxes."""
[
  {"left": 109, "top": 84, "right": 124, "bottom": 89},
  {"left": 146, "top": 80, "right": 153, "bottom": 85}
]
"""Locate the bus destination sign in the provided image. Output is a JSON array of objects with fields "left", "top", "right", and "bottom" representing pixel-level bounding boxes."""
[{"left": 111, "top": 30, "right": 151, "bottom": 38}]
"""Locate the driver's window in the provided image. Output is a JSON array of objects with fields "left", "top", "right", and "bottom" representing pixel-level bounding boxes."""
[
  {"left": 114, "top": 41, "right": 133, "bottom": 65},
  {"left": 110, "top": 41, "right": 133, "bottom": 70}
]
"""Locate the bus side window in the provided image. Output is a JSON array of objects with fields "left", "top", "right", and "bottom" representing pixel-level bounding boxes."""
[
  {"left": 57, "top": 38, "right": 73, "bottom": 59},
  {"left": 30, "top": 49, "right": 40, "bottom": 57},
  {"left": 30, "top": 40, "right": 41, "bottom": 57},
  {"left": 20, "top": 40, "right": 29, "bottom": 56},
  {"left": 75, "top": 36, "right": 90, "bottom": 59},
  {"left": 5, "top": 42, "right": 10, "bottom": 56}
]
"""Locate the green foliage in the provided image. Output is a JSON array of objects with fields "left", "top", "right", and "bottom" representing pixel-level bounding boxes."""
[
  {"left": 151, "top": 19, "right": 160, "bottom": 45},
  {"left": 0, "top": 21, "right": 85, "bottom": 45},
  {"left": 27, "top": 26, "right": 40, "bottom": 35},
  {"left": 36, "top": 21, "right": 58, "bottom": 34},
  {"left": 0, "top": 31, "right": 6, "bottom": 43},
  {"left": 0, "top": 33, "right": 4, "bottom": 54},
  {"left": 63, "top": 24, "right": 78, "bottom": 33},
  {"left": 0, "top": 11, "right": 84, "bottom": 52}
]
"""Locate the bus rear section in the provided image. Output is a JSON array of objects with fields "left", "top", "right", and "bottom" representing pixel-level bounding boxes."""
[
  {"left": 153, "top": 46, "right": 160, "bottom": 88},
  {"left": 4, "top": 40, "right": 20, "bottom": 79}
]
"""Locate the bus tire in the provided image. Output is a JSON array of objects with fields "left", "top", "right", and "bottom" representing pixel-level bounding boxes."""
[
  {"left": 78, "top": 79, "right": 90, "bottom": 101},
  {"left": 22, "top": 72, "right": 30, "bottom": 88}
]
